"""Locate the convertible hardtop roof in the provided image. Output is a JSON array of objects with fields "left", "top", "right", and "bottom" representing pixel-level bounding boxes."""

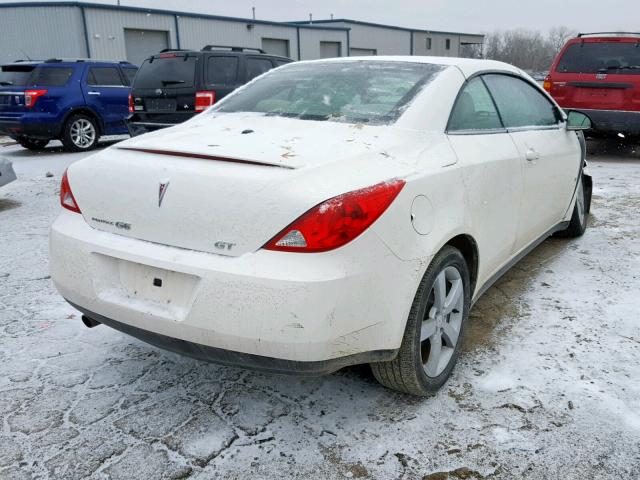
[{"left": 292, "top": 56, "right": 523, "bottom": 79}]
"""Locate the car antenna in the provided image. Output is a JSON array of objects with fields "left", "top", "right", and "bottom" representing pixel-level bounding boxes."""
[{"left": 20, "top": 49, "right": 32, "bottom": 61}]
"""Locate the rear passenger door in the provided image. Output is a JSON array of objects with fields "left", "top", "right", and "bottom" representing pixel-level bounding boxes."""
[
  {"left": 483, "top": 74, "right": 580, "bottom": 251},
  {"left": 83, "top": 66, "right": 130, "bottom": 134},
  {"left": 446, "top": 77, "right": 523, "bottom": 279},
  {"left": 204, "top": 55, "right": 240, "bottom": 102}
]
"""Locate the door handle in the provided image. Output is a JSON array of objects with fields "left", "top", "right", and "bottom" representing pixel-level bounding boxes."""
[
  {"left": 525, "top": 148, "right": 540, "bottom": 161},
  {"left": 87, "top": 91, "right": 101, "bottom": 96}
]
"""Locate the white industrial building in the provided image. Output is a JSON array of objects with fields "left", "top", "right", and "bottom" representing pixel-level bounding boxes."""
[
  {"left": 294, "top": 19, "right": 485, "bottom": 58},
  {"left": 0, "top": 2, "right": 484, "bottom": 66}
]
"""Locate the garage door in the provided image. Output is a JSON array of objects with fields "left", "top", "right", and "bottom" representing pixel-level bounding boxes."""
[
  {"left": 320, "top": 41, "right": 342, "bottom": 58},
  {"left": 124, "top": 28, "right": 169, "bottom": 67},
  {"left": 350, "top": 48, "right": 377, "bottom": 56},
  {"left": 262, "top": 38, "right": 290, "bottom": 58}
]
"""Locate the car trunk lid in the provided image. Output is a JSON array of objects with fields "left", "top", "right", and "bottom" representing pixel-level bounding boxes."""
[{"left": 69, "top": 113, "right": 411, "bottom": 256}]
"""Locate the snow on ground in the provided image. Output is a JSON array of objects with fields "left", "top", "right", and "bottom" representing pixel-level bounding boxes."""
[{"left": 0, "top": 138, "right": 639, "bottom": 479}]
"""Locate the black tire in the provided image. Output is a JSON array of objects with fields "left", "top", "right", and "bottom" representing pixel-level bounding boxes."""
[
  {"left": 61, "top": 114, "right": 99, "bottom": 152},
  {"left": 556, "top": 175, "right": 588, "bottom": 238},
  {"left": 371, "top": 246, "right": 471, "bottom": 396},
  {"left": 18, "top": 137, "right": 49, "bottom": 151}
]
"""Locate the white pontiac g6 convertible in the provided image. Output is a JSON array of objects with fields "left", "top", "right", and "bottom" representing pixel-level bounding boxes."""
[{"left": 50, "top": 57, "right": 592, "bottom": 395}]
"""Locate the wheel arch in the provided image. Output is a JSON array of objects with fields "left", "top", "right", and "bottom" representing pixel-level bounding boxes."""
[
  {"left": 443, "top": 234, "right": 479, "bottom": 297},
  {"left": 582, "top": 171, "right": 593, "bottom": 214},
  {"left": 61, "top": 107, "right": 104, "bottom": 137}
]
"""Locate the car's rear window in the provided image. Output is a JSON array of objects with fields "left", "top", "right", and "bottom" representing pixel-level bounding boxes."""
[
  {"left": 88, "top": 67, "right": 125, "bottom": 86},
  {"left": 215, "top": 60, "right": 445, "bottom": 125},
  {"left": 207, "top": 56, "right": 238, "bottom": 85},
  {"left": 0, "top": 65, "right": 35, "bottom": 86},
  {"left": 556, "top": 42, "right": 640, "bottom": 74},
  {"left": 0, "top": 65, "right": 74, "bottom": 86},
  {"left": 32, "top": 67, "right": 74, "bottom": 86},
  {"left": 134, "top": 55, "right": 197, "bottom": 89}
]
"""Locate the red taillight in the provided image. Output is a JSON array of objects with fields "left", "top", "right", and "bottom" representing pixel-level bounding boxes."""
[
  {"left": 25, "top": 89, "right": 47, "bottom": 108},
  {"left": 543, "top": 76, "right": 552, "bottom": 92},
  {"left": 195, "top": 91, "right": 216, "bottom": 112},
  {"left": 128, "top": 93, "right": 134, "bottom": 113},
  {"left": 159, "top": 53, "right": 177, "bottom": 58},
  {"left": 60, "top": 170, "right": 81, "bottom": 214},
  {"left": 264, "top": 180, "right": 406, "bottom": 253}
]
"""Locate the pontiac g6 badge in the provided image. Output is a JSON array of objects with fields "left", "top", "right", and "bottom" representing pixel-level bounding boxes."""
[{"left": 158, "top": 179, "right": 170, "bottom": 207}]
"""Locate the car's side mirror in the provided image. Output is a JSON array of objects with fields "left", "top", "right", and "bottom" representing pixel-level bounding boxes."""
[{"left": 566, "top": 110, "right": 592, "bottom": 131}]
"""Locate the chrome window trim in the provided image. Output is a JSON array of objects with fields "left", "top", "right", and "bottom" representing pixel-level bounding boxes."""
[
  {"left": 506, "top": 123, "right": 564, "bottom": 133},
  {"left": 447, "top": 128, "right": 509, "bottom": 136}
]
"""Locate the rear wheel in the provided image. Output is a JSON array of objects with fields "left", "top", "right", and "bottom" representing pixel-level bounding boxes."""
[
  {"left": 557, "top": 176, "right": 588, "bottom": 238},
  {"left": 18, "top": 137, "right": 49, "bottom": 151},
  {"left": 371, "top": 246, "right": 470, "bottom": 396},
  {"left": 62, "top": 114, "right": 98, "bottom": 152}
]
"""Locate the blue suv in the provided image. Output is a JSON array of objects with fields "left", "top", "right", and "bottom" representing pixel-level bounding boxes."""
[{"left": 0, "top": 59, "right": 137, "bottom": 151}]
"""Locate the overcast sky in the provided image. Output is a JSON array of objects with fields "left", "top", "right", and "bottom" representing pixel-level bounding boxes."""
[{"left": 0, "top": 0, "right": 635, "bottom": 33}]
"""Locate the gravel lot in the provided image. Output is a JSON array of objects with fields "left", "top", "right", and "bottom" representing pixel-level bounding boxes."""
[{"left": 1, "top": 138, "right": 639, "bottom": 480}]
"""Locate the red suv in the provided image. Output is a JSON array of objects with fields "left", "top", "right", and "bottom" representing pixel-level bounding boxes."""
[{"left": 545, "top": 33, "right": 640, "bottom": 136}]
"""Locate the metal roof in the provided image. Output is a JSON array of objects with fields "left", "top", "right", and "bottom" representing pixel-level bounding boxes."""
[
  {"left": 0, "top": 3, "right": 483, "bottom": 38},
  {"left": 0, "top": 2, "right": 351, "bottom": 31},
  {"left": 288, "top": 18, "right": 484, "bottom": 38}
]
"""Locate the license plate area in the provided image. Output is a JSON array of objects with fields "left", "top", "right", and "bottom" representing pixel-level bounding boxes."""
[
  {"left": 145, "top": 98, "right": 177, "bottom": 113},
  {"left": 574, "top": 88, "right": 625, "bottom": 106},
  {"left": 90, "top": 253, "right": 200, "bottom": 321}
]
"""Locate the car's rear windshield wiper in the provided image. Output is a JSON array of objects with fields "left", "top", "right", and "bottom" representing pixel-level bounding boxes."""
[
  {"left": 0, "top": 81, "right": 13, "bottom": 86},
  {"left": 160, "top": 80, "right": 186, "bottom": 85}
]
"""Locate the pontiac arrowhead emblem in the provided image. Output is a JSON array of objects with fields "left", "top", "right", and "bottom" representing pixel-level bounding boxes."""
[{"left": 158, "top": 179, "right": 170, "bottom": 207}]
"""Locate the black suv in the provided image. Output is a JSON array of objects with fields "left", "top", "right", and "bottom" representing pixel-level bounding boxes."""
[{"left": 127, "top": 45, "right": 292, "bottom": 136}]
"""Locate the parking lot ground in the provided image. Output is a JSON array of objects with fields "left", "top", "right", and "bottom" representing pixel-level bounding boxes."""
[{"left": 0, "top": 138, "right": 639, "bottom": 479}]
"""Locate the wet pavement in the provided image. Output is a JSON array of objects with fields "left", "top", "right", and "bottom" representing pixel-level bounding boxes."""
[{"left": 0, "top": 138, "right": 639, "bottom": 479}]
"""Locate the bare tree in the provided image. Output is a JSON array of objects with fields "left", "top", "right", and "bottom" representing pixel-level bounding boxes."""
[
  {"left": 548, "top": 26, "right": 578, "bottom": 55},
  {"left": 459, "top": 43, "right": 483, "bottom": 59},
  {"left": 483, "top": 26, "right": 578, "bottom": 72}
]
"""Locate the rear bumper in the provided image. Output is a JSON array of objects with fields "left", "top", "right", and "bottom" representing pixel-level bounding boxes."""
[
  {"left": 127, "top": 112, "right": 195, "bottom": 137},
  {"left": 69, "top": 301, "right": 395, "bottom": 375},
  {"left": 572, "top": 108, "right": 640, "bottom": 135},
  {"left": 126, "top": 120, "right": 174, "bottom": 137},
  {"left": 0, "top": 114, "right": 61, "bottom": 139},
  {"left": 50, "top": 211, "right": 420, "bottom": 369}
]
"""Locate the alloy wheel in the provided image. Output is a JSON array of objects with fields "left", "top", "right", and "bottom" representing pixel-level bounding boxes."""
[
  {"left": 420, "top": 266, "right": 465, "bottom": 377},
  {"left": 70, "top": 119, "right": 96, "bottom": 149}
]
